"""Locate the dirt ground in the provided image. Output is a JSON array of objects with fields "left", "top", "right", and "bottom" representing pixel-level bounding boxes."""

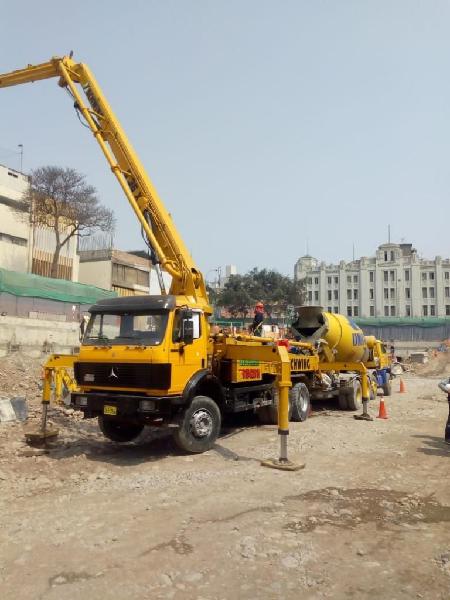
[{"left": 0, "top": 354, "right": 449, "bottom": 600}]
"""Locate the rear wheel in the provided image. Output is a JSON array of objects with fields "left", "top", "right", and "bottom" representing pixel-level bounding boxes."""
[
  {"left": 172, "top": 395, "right": 221, "bottom": 453},
  {"left": 98, "top": 416, "right": 144, "bottom": 443},
  {"left": 290, "top": 383, "right": 310, "bottom": 422},
  {"left": 339, "top": 380, "right": 362, "bottom": 411},
  {"left": 257, "top": 393, "right": 279, "bottom": 425},
  {"left": 382, "top": 373, "right": 392, "bottom": 396}
]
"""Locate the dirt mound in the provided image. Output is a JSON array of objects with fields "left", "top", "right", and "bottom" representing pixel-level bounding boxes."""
[
  {"left": 415, "top": 351, "right": 450, "bottom": 377},
  {"left": 0, "top": 353, "right": 45, "bottom": 402}
]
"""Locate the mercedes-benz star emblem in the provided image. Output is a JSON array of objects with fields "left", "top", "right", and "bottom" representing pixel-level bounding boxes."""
[{"left": 109, "top": 367, "right": 118, "bottom": 379}]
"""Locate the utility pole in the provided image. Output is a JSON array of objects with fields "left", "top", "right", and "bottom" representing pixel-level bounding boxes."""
[{"left": 18, "top": 144, "right": 23, "bottom": 172}]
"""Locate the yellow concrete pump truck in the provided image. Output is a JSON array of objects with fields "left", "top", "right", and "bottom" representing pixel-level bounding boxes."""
[{"left": 0, "top": 55, "right": 330, "bottom": 462}]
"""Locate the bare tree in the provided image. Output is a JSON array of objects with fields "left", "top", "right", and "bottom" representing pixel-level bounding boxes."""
[{"left": 21, "top": 166, "right": 115, "bottom": 278}]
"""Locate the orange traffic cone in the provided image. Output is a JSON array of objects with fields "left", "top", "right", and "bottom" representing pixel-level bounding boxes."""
[
  {"left": 377, "top": 397, "right": 388, "bottom": 419},
  {"left": 399, "top": 378, "right": 406, "bottom": 393}
]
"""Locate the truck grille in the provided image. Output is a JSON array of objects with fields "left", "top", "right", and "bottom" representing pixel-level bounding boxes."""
[{"left": 74, "top": 362, "right": 171, "bottom": 390}]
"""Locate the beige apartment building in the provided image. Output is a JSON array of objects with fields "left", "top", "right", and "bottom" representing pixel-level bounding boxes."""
[{"left": 295, "top": 243, "right": 450, "bottom": 318}]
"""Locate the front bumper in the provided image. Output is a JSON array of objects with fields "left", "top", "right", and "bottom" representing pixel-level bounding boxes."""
[{"left": 71, "top": 391, "right": 183, "bottom": 422}]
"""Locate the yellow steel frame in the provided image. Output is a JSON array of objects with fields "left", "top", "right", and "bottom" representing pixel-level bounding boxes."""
[{"left": 0, "top": 56, "right": 210, "bottom": 311}]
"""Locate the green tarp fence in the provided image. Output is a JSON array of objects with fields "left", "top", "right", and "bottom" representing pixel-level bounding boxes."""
[
  {"left": 0, "top": 267, "right": 116, "bottom": 305},
  {"left": 354, "top": 317, "right": 450, "bottom": 328}
]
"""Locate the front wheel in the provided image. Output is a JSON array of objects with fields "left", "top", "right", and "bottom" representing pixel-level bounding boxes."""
[
  {"left": 172, "top": 395, "right": 221, "bottom": 454},
  {"left": 98, "top": 416, "right": 144, "bottom": 442},
  {"left": 290, "top": 383, "right": 310, "bottom": 422}
]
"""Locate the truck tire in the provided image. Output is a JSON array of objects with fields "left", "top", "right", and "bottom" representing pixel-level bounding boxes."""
[
  {"left": 172, "top": 395, "right": 221, "bottom": 454},
  {"left": 347, "top": 379, "right": 363, "bottom": 411},
  {"left": 98, "top": 416, "right": 144, "bottom": 443},
  {"left": 290, "top": 383, "right": 310, "bottom": 422},
  {"left": 382, "top": 373, "right": 392, "bottom": 397},
  {"left": 338, "top": 387, "right": 348, "bottom": 410},
  {"left": 257, "top": 388, "right": 280, "bottom": 425},
  {"left": 339, "top": 380, "right": 362, "bottom": 411}
]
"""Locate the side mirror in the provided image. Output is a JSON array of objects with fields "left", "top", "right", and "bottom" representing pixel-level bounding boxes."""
[{"left": 181, "top": 318, "right": 194, "bottom": 345}]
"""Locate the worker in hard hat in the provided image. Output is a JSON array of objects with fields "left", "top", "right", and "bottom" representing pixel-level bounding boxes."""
[
  {"left": 251, "top": 301, "right": 264, "bottom": 336},
  {"left": 437, "top": 377, "right": 450, "bottom": 444}
]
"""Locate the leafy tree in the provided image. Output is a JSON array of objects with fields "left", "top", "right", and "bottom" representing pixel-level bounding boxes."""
[
  {"left": 218, "top": 268, "right": 305, "bottom": 318},
  {"left": 19, "top": 166, "right": 115, "bottom": 278}
]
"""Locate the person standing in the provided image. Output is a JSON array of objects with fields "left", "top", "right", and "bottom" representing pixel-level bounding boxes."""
[
  {"left": 252, "top": 301, "right": 264, "bottom": 336},
  {"left": 437, "top": 377, "right": 450, "bottom": 444}
]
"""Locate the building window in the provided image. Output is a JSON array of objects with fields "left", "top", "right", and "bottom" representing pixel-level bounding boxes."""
[
  {"left": 328, "top": 290, "right": 332, "bottom": 301},
  {"left": 307, "top": 277, "right": 312, "bottom": 284},
  {"left": 369, "top": 289, "right": 374, "bottom": 300},
  {"left": 405, "top": 305, "right": 411, "bottom": 316},
  {"left": 314, "top": 291, "right": 319, "bottom": 301},
  {"left": 353, "top": 289, "right": 358, "bottom": 300},
  {"left": 430, "top": 272, "right": 435, "bottom": 281},
  {"left": 445, "top": 287, "right": 450, "bottom": 298},
  {"left": 370, "top": 306, "right": 375, "bottom": 316},
  {"left": 308, "top": 291, "right": 312, "bottom": 301},
  {"left": 347, "top": 275, "right": 351, "bottom": 284},
  {"left": 383, "top": 271, "right": 388, "bottom": 282},
  {"left": 390, "top": 251, "right": 395, "bottom": 261},
  {"left": 327, "top": 276, "right": 332, "bottom": 285},
  {"left": 429, "top": 287, "right": 435, "bottom": 298},
  {"left": 384, "top": 306, "right": 389, "bottom": 316},
  {"left": 390, "top": 306, "right": 396, "bottom": 316},
  {"left": 422, "top": 272, "right": 427, "bottom": 281},
  {"left": 405, "top": 269, "right": 410, "bottom": 281},
  {"left": 354, "top": 306, "right": 359, "bottom": 316},
  {"left": 0, "top": 231, "right": 27, "bottom": 246},
  {"left": 423, "top": 305, "right": 428, "bottom": 316},
  {"left": 347, "top": 289, "right": 352, "bottom": 300},
  {"left": 384, "top": 251, "right": 388, "bottom": 261},
  {"left": 390, "top": 288, "right": 395, "bottom": 298},
  {"left": 334, "top": 276, "right": 338, "bottom": 284},
  {"left": 353, "top": 275, "right": 358, "bottom": 284},
  {"left": 390, "top": 270, "right": 395, "bottom": 282},
  {"left": 384, "top": 288, "right": 389, "bottom": 299},
  {"left": 334, "top": 306, "right": 338, "bottom": 313},
  {"left": 422, "top": 287, "right": 427, "bottom": 298},
  {"left": 445, "top": 272, "right": 450, "bottom": 280},
  {"left": 405, "top": 287, "right": 411, "bottom": 299},
  {"left": 314, "top": 277, "right": 319, "bottom": 285},
  {"left": 347, "top": 306, "right": 352, "bottom": 316},
  {"left": 328, "top": 306, "right": 332, "bottom": 313},
  {"left": 369, "top": 271, "right": 374, "bottom": 283},
  {"left": 334, "top": 290, "right": 338, "bottom": 300},
  {"left": 446, "top": 305, "right": 450, "bottom": 316},
  {"left": 430, "top": 305, "right": 436, "bottom": 316}
]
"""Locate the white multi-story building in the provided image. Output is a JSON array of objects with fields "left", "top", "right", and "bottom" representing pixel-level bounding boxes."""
[
  {"left": 294, "top": 243, "right": 450, "bottom": 318},
  {"left": 0, "top": 163, "right": 79, "bottom": 281},
  {"left": 0, "top": 164, "right": 32, "bottom": 272}
]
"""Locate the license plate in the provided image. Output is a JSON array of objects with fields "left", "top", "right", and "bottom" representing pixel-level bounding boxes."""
[{"left": 103, "top": 405, "right": 117, "bottom": 416}]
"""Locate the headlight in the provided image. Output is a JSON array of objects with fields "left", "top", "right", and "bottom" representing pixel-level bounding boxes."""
[
  {"left": 76, "top": 395, "right": 88, "bottom": 406},
  {"left": 139, "top": 400, "right": 156, "bottom": 411}
]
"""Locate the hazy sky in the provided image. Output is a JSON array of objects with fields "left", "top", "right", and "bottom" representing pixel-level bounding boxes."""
[{"left": 1, "top": 1, "right": 449, "bottom": 281}]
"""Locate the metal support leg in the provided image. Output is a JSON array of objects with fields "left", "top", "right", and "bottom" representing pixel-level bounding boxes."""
[
  {"left": 261, "top": 382, "right": 305, "bottom": 472},
  {"left": 354, "top": 397, "right": 373, "bottom": 421}
]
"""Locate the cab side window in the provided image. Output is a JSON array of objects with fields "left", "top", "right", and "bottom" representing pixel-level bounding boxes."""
[{"left": 172, "top": 310, "right": 201, "bottom": 342}]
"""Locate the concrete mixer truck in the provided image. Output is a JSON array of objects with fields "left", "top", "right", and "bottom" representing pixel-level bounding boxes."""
[{"left": 290, "top": 307, "right": 391, "bottom": 412}]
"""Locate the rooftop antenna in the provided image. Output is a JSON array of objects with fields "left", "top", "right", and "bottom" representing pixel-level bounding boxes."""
[
  {"left": 305, "top": 239, "right": 309, "bottom": 256},
  {"left": 352, "top": 243, "right": 355, "bottom": 261},
  {"left": 388, "top": 224, "right": 391, "bottom": 244}
]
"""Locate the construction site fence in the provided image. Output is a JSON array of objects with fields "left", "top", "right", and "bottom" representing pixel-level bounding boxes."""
[{"left": 0, "top": 292, "right": 92, "bottom": 321}]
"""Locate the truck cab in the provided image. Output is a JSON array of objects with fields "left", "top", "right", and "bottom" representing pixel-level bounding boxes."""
[{"left": 71, "top": 295, "right": 220, "bottom": 451}]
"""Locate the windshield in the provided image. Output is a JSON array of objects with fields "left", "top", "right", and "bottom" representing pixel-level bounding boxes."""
[{"left": 84, "top": 310, "right": 169, "bottom": 346}]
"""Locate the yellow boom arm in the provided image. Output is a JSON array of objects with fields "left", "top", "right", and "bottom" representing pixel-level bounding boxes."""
[{"left": 0, "top": 56, "right": 210, "bottom": 310}]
